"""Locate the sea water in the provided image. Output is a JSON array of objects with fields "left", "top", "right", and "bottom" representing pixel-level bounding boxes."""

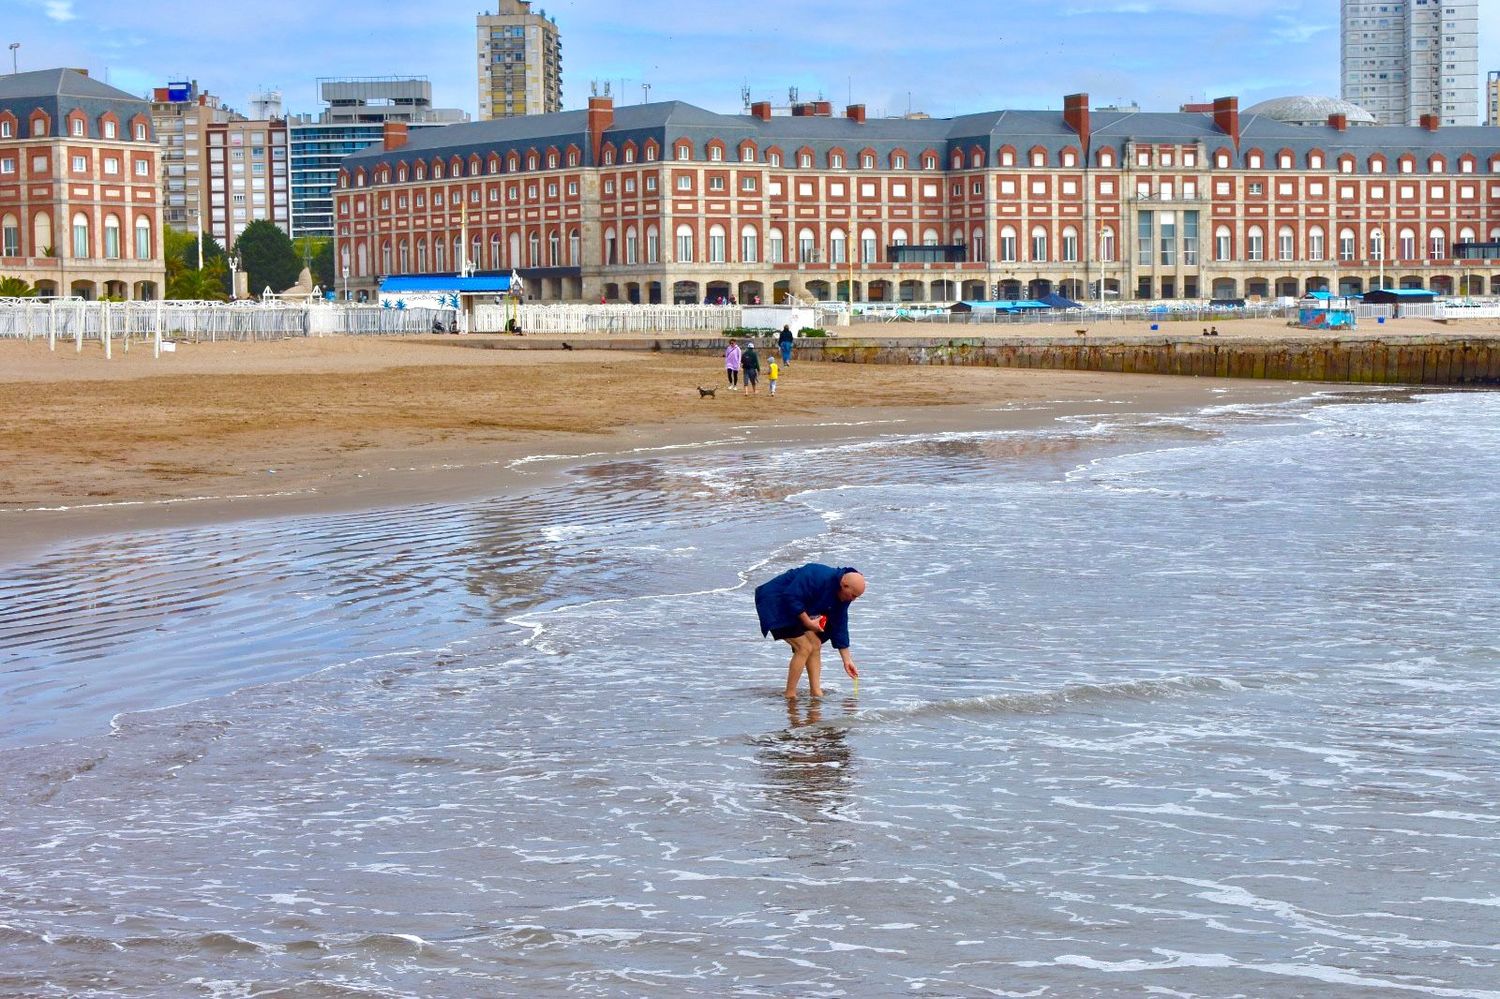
[{"left": 0, "top": 388, "right": 1497, "bottom": 997}]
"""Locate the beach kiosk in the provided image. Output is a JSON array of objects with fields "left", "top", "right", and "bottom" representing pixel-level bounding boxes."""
[
  {"left": 1361, "top": 287, "right": 1439, "bottom": 318},
  {"left": 949, "top": 300, "right": 1051, "bottom": 323},
  {"left": 378, "top": 271, "right": 523, "bottom": 333},
  {"left": 1296, "top": 291, "right": 1356, "bottom": 331}
]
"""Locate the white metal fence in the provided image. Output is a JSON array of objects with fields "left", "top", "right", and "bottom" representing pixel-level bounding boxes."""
[
  {"left": 0, "top": 299, "right": 455, "bottom": 343},
  {"left": 472, "top": 303, "right": 743, "bottom": 334}
]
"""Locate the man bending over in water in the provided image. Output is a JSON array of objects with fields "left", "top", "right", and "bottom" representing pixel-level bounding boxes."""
[{"left": 754, "top": 564, "right": 864, "bottom": 699}]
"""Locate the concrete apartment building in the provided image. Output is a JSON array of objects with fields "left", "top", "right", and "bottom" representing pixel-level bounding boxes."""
[
  {"left": 333, "top": 94, "right": 1500, "bottom": 306},
  {"left": 476, "top": 1, "right": 562, "bottom": 120},
  {"left": 1489, "top": 70, "right": 1499, "bottom": 126},
  {"left": 1, "top": 68, "right": 164, "bottom": 299},
  {"left": 288, "top": 77, "right": 467, "bottom": 238},
  {"left": 151, "top": 82, "right": 289, "bottom": 249},
  {"left": 1342, "top": 0, "right": 1480, "bottom": 126}
]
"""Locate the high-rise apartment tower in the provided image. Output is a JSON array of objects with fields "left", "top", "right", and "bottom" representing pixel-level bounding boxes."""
[
  {"left": 1488, "top": 70, "right": 1499, "bottom": 126},
  {"left": 1341, "top": 0, "right": 1479, "bottom": 126},
  {"left": 476, "top": 2, "right": 562, "bottom": 120}
]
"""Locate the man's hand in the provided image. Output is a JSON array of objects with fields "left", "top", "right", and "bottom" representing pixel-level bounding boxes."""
[{"left": 842, "top": 657, "right": 859, "bottom": 680}]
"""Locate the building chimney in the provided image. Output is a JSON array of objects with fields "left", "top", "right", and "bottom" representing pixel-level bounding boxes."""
[
  {"left": 1327, "top": 113, "right": 1348, "bottom": 132},
  {"left": 1063, "top": 92, "right": 1091, "bottom": 156},
  {"left": 382, "top": 121, "right": 409, "bottom": 151},
  {"left": 791, "top": 103, "right": 813, "bottom": 117},
  {"left": 750, "top": 101, "right": 772, "bottom": 122},
  {"left": 1212, "top": 96, "right": 1240, "bottom": 149},
  {"left": 813, "top": 100, "right": 832, "bottom": 117},
  {"left": 587, "top": 95, "right": 615, "bottom": 164},
  {"left": 846, "top": 104, "right": 866, "bottom": 124},
  {"left": 1420, "top": 113, "right": 1440, "bottom": 131}
]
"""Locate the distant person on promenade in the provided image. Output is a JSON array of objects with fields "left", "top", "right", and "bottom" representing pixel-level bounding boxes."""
[
  {"left": 755, "top": 564, "right": 865, "bottom": 699},
  {"left": 725, "top": 339, "right": 741, "bottom": 389},
  {"left": 778, "top": 325, "right": 794, "bottom": 367},
  {"left": 742, "top": 340, "right": 761, "bottom": 395},
  {"left": 767, "top": 356, "right": 779, "bottom": 396}
]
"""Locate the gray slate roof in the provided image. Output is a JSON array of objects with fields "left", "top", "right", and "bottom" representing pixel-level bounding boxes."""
[
  {"left": 342, "top": 100, "right": 1500, "bottom": 176},
  {"left": 0, "top": 68, "right": 155, "bottom": 141}
]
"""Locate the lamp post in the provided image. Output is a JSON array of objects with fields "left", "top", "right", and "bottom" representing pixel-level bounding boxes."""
[
  {"left": 8, "top": 44, "right": 18, "bottom": 75},
  {"left": 341, "top": 265, "right": 350, "bottom": 302},
  {"left": 227, "top": 250, "right": 241, "bottom": 300}
]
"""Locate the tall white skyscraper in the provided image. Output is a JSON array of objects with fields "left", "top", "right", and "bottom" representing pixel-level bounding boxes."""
[
  {"left": 1342, "top": 0, "right": 1480, "bottom": 126},
  {"left": 476, "top": 1, "right": 562, "bottom": 120}
]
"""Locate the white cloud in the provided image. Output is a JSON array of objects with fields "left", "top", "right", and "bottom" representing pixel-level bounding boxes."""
[{"left": 41, "top": 0, "right": 76, "bottom": 22}]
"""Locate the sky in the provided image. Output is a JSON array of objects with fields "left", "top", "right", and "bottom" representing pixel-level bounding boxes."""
[{"left": 8, "top": 0, "right": 1500, "bottom": 121}]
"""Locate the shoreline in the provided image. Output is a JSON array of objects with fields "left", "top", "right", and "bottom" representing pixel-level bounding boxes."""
[{"left": 2, "top": 339, "right": 1338, "bottom": 564}]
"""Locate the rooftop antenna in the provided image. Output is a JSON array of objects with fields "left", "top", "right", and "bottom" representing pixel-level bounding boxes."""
[
  {"left": 741, "top": 84, "right": 752, "bottom": 113},
  {"left": 641, "top": 82, "right": 651, "bottom": 104},
  {"left": 788, "top": 86, "right": 799, "bottom": 105}
]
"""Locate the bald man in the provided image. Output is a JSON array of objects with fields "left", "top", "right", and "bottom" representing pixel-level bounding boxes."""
[{"left": 754, "top": 563, "right": 865, "bottom": 699}]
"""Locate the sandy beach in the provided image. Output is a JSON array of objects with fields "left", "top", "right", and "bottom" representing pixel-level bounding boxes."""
[{"left": 1, "top": 327, "right": 1331, "bottom": 558}]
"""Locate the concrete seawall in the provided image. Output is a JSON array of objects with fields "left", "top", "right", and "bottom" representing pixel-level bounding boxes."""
[{"left": 460, "top": 332, "right": 1500, "bottom": 386}]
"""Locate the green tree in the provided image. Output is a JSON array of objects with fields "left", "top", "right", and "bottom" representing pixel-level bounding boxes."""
[
  {"left": 167, "top": 257, "right": 230, "bottom": 301},
  {"left": 311, "top": 239, "right": 336, "bottom": 291},
  {"left": 0, "top": 276, "right": 36, "bottom": 297},
  {"left": 235, "top": 220, "right": 301, "bottom": 296}
]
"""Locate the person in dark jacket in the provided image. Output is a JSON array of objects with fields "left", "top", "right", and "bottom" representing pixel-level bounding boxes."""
[
  {"left": 755, "top": 563, "right": 865, "bottom": 699},
  {"left": 741, "top": 341, "right": 761, "bottom": 395},
  {"left": 778, "top": 325, "right": 794, "bottom": 367}
]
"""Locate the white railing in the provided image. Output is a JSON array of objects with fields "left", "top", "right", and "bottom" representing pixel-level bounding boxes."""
[
  {"left": 471, "top": 303, "right": 742, "bottom": 334},
  {"left": 0, "top": 300, "right": 454, "bottom": 343}
]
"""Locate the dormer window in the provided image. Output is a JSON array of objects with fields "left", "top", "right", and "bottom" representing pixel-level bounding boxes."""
[{"left": 71, "top": 118, "right": 84, "bottom": 137}]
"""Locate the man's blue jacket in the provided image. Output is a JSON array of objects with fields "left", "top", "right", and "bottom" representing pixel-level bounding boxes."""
[{"left": 754, "top": 563, "right": 856, "bottom": 650}]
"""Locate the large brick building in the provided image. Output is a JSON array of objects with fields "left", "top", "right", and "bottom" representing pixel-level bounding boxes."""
[
  {"left": 334, "top": 94, "right": 1500, "bottom": 306},
  {"left": 1, "top": 68, "right": 164, "bottom": 299}
]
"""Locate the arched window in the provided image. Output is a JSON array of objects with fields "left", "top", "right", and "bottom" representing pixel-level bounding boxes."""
[
  {"left": 708, "top": 224, "right": 726, "bottom": 263},
  {"left": 356, "top": 242, "right": 369, "bottom": 278},
  {"left": 860, "top": 227, "right": 878, "bottom": 264},
  {"left": 570, "top": 229, "right": 581, "bottom": 266},
  {"left": 549, "top": 229, "right": 561, "bottom": 266},
  {"left": 625, "top": 225, "right": 638, "bottom": 265},
  {"left": 416, "top": 239, "right": 428, "bottom": 272},
  {"left": 1339, "top": 228, "right": 1355, "bottom": 261},
  {"left": 604, "top": 226, "right": 617, "bottom": 265},
  {"left": 1030, "top": 226, "right": 1048, "bottom": 262},
  {"left": 381, "top": 239, "right": 392, "bottom": 273},
  {"left": 1429, "top": 227, "right": 1446, "bottom": 260},
  {"left": 2, "top": 213, "right": 21, "bottom": 257},
  {"left": 644, "top": 225, "right": 658, "bottom": 264},
  {"left": 399, "top": 239, "right": 410, "bottom": 272},
  {"left": 1308, "top": 226, "right": 1325, "bottom": 262},
  {"left": 1369, "top": 229, "right": 1385, "bottom": 260},
  {"left": 675, "top": 223, "right": 694, "bottom": 263},
  {"left": 71, "top": 212, "right": 90, "bottom": 259},
  {"left": 1277, "top": 226, "right": 1295, "bottom": 262},
  {"left": 999, "top": 226, "right": 1017, "bottom": 262},
  {"left": 740, "top": 224, "right": 758, "bottom": 263},
  {"left": 1061, "top": 226, "right": 1079, "bottom": 262},
  {"left": 830, "top": 228, "right": 847, "bottom": 264},
  {"left": 1215, "top": 226, "right": 1232, "bottom": 262},
  {"left": 133, "top": 217, "right": 151, "bottom": 260},
  {"left": 434, "top": 239, "right": 445, "bottom": 271},
  {"left": 528, "top": 231, "right": 541, "bottom": 267},
  {"left": 1399, "top": 228, "right": 1416, "bottom": 260},
  {"left": 489, "top": 233, "right": 501, "bottom": 269},
  {"left": 1099, "top": 226, "right": 1116, "bottom": 262},
  {"left": 890, "top": 228, "right": 909, "bottom": 247},
  {"left": 1246, "top": 225, "right": 1265, "bottom": 262},
  {"left": 921, "top": 228, "right": 939, "bottom": 247},
  {"left": 508, "top": 232, "right": 521, "bottom": 268},
  {"left": 768, "top": 227, "right": 784, "bottom": 264},
  {"left": 971, "top": 227, "right": 985, "bottom": 263},
  {"left": 798, "top": 227, "right": 816, "bottom": 263}
]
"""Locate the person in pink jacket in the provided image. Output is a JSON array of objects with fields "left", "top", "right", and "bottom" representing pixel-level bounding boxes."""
[{"left": 725, "top": 340, "right": 741, "bottom": 390}]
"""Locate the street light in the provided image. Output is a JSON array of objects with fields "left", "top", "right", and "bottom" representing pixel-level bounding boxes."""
[
  {"left": 341, "top": 265, "right": 350, "bottom": 302},
  {"left": 227, "top": 251, "right": 241, "bottom": 300},
  {"left": 8, "top": 44, "right": 18, "bottom": 76}
]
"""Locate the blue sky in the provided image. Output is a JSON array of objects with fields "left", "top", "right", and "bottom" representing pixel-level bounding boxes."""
[{"left": 9, "top": 0, "right": 1500, "bottom": 120}]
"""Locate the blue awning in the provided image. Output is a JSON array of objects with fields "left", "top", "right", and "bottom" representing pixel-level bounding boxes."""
[{"left": 380, "top": 272, "right": 519, "bottom": 294}]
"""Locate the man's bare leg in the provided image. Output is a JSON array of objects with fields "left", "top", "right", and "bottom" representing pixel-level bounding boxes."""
[
  {"left": 807, "top": 640, "right": 824, "bottom": 697},
  {"left": 783, "top": 634, "right": 814, "bottom": 699}
]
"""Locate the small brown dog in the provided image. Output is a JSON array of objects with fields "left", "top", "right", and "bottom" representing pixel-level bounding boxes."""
[{"left": 698, "top": 386, "right": 717, "bottom": 398}]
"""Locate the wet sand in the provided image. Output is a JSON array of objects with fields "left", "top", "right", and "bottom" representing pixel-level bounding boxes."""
[{"left": 0, "top": 334, "right": 1321, "bottom": 561}]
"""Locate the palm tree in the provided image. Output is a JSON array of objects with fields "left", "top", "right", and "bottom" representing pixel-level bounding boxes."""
[
  {"left": 0, "top": 276, "right": 35, "bottom": 297},
  {"left": 167, "top": 258, "right": 230, "bottom": 301}
]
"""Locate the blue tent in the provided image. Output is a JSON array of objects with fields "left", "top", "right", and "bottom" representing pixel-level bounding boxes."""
[
  {"left": 1038, "top": 292, "right": 1082, "bottom": 309},
  {"left": 951, "top": 300, "right": 1050, "bottom": 314}
]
